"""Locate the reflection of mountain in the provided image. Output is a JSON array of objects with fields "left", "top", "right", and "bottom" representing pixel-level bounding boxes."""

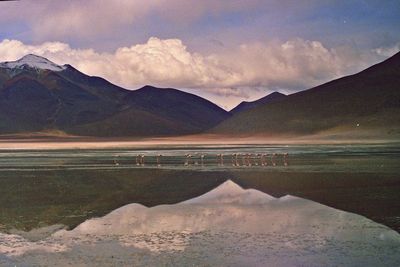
[
  {"left": 2, "top": 153, "right": 400, "bottom": 234},
  {"left": 2, "top": 180, "right": 399, "bottom": 266},
  {"left": 0, "top": 55, "right": 230, "bottom": 136},
  {"left": 213, "top": 52, "right": 400, "bottom": 137}
]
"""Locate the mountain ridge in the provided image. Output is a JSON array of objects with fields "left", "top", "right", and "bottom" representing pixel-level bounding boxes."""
[
  {"left": 1, "top": 52, "right": 399, "bottom": 138},
  {"left": 211, "top": 51, "right": 400, "bottom": 137},
  {"left": 0, "top": 55, "right": 230, "bottom": 137},
  {"left": 230, "top": 92, "right": 286, "bottom": 114}
]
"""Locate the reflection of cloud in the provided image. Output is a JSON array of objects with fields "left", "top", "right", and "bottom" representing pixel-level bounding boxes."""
[
  {"left": 0, "top": 37, "right": 387, "bottom": 98},
  {"left": 1, "top": 180, "right": 399, "bottom": 266}
]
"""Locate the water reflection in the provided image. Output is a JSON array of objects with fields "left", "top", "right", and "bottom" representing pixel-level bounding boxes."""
[
  {"left": 0, "top": 144, "right": 399, "bottom": 172},
  {"left": 0, "top": 144, "right": 399, "bottom": 233},
  {"left": 1, "top": 181, "right": 399, "bottom": 266}
]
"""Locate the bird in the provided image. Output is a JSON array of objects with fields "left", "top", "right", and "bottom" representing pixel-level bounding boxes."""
[
  {"left": 200, "top": 154, "right": 206, "bottom": 166},
  {"left": 272, "top": 153, "right": 277, "bottom": 166},
  {"left": 184, "top": 154, "right": 192, "bottom": 166},
  {"left": 255, "top": 154, "right": 261, "bottom": 166},
  {"left": 241, "top": 153, "right": 246, "bottom": 166},
  {"left": 247, "top": 153, "right": 252, "bottom": 166},
  {"left": 156, "top": 154, "right": 162, "bottom": 167},
  {"left": 235, "top": 153, "right": 240, "bottom": 166},
  {"left": 283, "top": 153, "right": 289, "bottom": 166},
  {"left": 261, "top": 153, "right": 268, "bottom": 166},
  {"left": 140, "top": 154, "right": 145, "bottom": 166},
  {"left": 114, "top": 155, "right": 120, "bottom": 166},
  {"left": 232, "top": 153, "right": 239, "bottom": 166}
]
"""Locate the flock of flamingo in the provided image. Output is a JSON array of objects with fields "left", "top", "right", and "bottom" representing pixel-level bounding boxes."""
[{"left": 114, "top": 153, "right": 289, "bottom": 167}]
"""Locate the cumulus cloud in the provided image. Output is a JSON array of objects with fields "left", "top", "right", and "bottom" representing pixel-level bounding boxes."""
[{"left": 0, "top": 37, "right": 388, "bottom": 97}]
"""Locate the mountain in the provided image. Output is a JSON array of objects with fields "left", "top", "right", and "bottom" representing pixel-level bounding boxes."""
[
  {"left": 0, "top": 54, "right": 230, "bottom": 137},
  {"left": 230, "top": 92, "right": 286, "bottom": 114},
  {"left": 70, "top": 85, "right": 230, "bottom": 136},
  {"left": 212, "top": 52, "right": 400, "bottom": 137}
]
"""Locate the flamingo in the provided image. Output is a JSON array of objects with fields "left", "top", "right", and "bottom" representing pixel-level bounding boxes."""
[
  {"left": 156, "top": 154, "right": 162, "bottom": 167},
  {"left": 283, "top": 153, "right": 289, "bottom": 166},
  {"left": 235, "top": 153, "right": 239, "bottom": 166},
  {"left": 261, "top": 153, "right": 268, "bottom": 166},
  {"left": 184, "top": 154, "right": 189, "bottom": 166},
  {"left": 241, "top": 153, "right": 246, "bottom": 166},
  {"left": 200, "top": 154, "right": 205, "bottom": 166},
  {"left": 255, "top": 153, "right": 261, "bottom": 166},
  {"left": 114, "top": 155, "right": 120, "bottom": 166},
  {"left": 272, "top": 153, "right": 277, "bottom": 166},
  {"left": 247, "top": 153, "right": 252, "bottom": 166},
  {"left": 184, "top": 154, "right": 192, "bottom": 166}
]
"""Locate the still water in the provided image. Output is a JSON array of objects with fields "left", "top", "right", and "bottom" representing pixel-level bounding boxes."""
[{"left": 0, "top": 144, "right": 399, "bottom": 266}]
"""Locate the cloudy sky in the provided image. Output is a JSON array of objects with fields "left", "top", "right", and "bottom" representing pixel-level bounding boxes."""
[{"left": 0, "top": 0, "right": 399, "bottom": 109}]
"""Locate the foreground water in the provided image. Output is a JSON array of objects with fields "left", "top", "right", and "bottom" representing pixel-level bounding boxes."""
[
  {"left": 1, "top": 180, "right": 400, "bottom": 266},
  {"left": 0, "top": 143, "right": 399, "bottom": 266}
]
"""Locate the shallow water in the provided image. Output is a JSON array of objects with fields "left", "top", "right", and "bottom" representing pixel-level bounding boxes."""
[
  {"left": 1, "top": 180, "right": 400, "bottom": 266},
  {"left": 0, "top": 144, "right": 399, "bottom": 232},
  {"left": 0, "top": 144, "right": 399, "bottom": 172}
]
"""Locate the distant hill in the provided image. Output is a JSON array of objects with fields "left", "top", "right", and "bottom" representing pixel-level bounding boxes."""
[
  {"left": 212, "top": 52, "right": 400, "bottom": 137},
  {"left": 0, "top": 54, "right": 230, "bottom": 137},
  {"left": 230, "top": 92, "right": 286, "bottom": 114},
  {"left": 70, "top": 85, "right": 230, "bottom": 136}
]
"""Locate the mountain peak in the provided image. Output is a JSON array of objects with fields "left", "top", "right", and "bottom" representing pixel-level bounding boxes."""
[
  {"left": 0, "top": 54, "right": 66, "bottom": 72},
  {"left": 230, "top": 91, "right": 287, "bottom": 114}
]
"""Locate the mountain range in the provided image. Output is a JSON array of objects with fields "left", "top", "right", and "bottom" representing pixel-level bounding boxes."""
[
  {"left": 0, "top": 52, "right": 399, "bottom": 138},
  {"left": 0, "top": 55, "right": 230, "bottom": 137},
  {"left": 213, "top": 51, "right": 400, "bottom": 138}
]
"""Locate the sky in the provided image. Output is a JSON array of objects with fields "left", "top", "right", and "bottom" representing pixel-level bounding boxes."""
[{"left": 0, "top": 0, "right": 399, "bottom": 110}]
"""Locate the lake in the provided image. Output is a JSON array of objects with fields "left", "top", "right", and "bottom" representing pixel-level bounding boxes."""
[{"left": 0, "top": 143, "right": 400, "bottom": 265}]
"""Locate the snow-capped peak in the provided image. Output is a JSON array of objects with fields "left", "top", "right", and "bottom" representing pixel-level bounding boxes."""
[{"left": 0, "top": 54, "right": 66, "bottom": 72}]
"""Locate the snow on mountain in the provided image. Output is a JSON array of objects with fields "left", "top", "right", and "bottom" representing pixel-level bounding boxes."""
[{"left": 0, "top": 54, "right": 66, "bottom": 72}]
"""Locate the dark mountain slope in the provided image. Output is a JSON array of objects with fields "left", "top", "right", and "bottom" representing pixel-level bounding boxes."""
[
  {"left": 126, "top": 86, "right": 230, "bottom": 131},
  {"left": 70, "top": 86, "right": 231, "bottom": 137},
  {"left": 212, "top": 52, "right": 400, "bottom": 136},
  {"left": 230, "top": 92, "right": 286, "bottom": 114},
  {"left": 0, "top": 55, "right": 230, "bottom": 137}
]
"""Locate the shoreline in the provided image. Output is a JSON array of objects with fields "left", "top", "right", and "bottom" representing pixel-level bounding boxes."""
[{"left": 0, "top": 134, "right": 399, "bottom": 150}]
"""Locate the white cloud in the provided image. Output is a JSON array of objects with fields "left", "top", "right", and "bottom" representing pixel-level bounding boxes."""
[
  {"left": 374, "top": 43, "right": 400, "bottom": 58},
  {"left": 0, "top": 37, "right": 386, "bottom": 99}
]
